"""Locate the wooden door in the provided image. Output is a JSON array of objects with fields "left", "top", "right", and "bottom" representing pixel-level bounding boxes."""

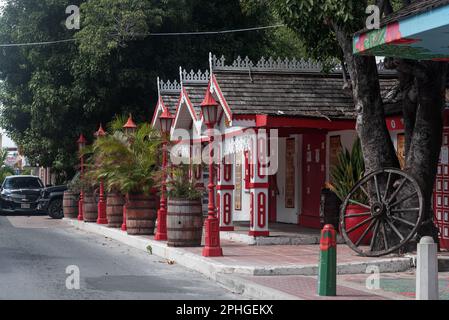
[{"left": 300, "top": 134, "right": 326, "bottom": 229}]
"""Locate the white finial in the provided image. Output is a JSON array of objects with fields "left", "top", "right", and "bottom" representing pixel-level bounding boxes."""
[
  {"left": 157, "top": 77, "right": 160, "bottom": 98},
  {"left": 209, "top": 52, "right": 213, "bottom": 76},
  {"left": 179, "top": 66, "right": 183, "bottom": 89}
]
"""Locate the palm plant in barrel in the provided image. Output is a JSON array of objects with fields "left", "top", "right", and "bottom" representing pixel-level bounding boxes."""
[
  {"left": 158, "top": 165, "right": 204, "bottom": 247},
  {"left": 90, "top": 115, "right": 162, "bottom": 235},
  {"left": 88, "top": 117, "right": 128, "bottom": 228},
  {"left": 328, "top": 139, "right": 371, "bottom": 244}
]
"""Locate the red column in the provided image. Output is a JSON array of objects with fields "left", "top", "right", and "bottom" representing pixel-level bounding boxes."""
[
  {"left": 155, "top": 141, "right": 168, "bottom": 240},
  {"left": 121, "top": 199, "right": 127, "bottom": 231},
  {"left": 77, "top": 155, "right": 84, "bottom": 221},
  {"left": 96, "top": 179, "right": 108, "bottom": 224},
  {"left": 202, "top": 132, "right": 223, "bottom": 257}
]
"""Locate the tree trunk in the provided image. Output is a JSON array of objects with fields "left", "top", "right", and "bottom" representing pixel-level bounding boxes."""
[
  {"left": 406, "top": 62, "right": 448, "bottom": 240},
  {"left": 333, "top": 22, "right": 448, "bottom": 249},
  {"left": 333, "top": 24, "right": 399, "bottom": 173}
]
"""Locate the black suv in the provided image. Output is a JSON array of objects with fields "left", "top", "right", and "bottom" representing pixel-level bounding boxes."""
[{"left": 0, "top": 175, "right": 67, "bottom": 219}]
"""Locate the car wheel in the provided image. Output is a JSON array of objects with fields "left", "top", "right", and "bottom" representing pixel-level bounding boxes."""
[{"left": 48, "top": 199, "right": 63, "bottom": 219}]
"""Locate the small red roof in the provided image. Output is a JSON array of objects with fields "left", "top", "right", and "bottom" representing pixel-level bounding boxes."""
[
  {"left": 123, "top": 114, "right": 137, "bottom": 129},
  {"left": 160, "top": 107, "right": 174, "bottom": 119},
  {"left": 201, "top": 88, "right": 218, "bottom": 107},
  {"left": 77, "top": 134, "right": 87, "bottom": 144},
  {"left": 95, "top": 123, "right": 106, "bottom": 137}
]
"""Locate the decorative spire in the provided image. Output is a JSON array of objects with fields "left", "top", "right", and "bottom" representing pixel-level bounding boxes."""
[
  {"left": 209, "top": 52, "right": 213, "bottom": 76},
  {"left": 179, "top": 66, "right": 183, "bottom": 89},
  {"left": 95, "top": 123, "right": 106, "bottom": 137},
  {"left": 157, "top": 77, "right": 161, "bottom": 98},
  {"left": 77, "top": 134, "right": 86, "bottom": 144},
  {"left": 123, "top": 114, "right": 137, "bottom": 129}
]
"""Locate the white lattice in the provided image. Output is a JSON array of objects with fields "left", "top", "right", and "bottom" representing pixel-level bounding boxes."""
[
  {"left": 211, "top": 54, "right": 394, "bottom": 74},
  {"left": 181, "top": 69, "right": 210, "bottom": 84},
  {"left": 160, "top": 79, "right": 181, "bottom": 93}
]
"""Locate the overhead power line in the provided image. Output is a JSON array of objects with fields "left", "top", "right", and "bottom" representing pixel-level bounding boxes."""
[
  {"left": 0, "top": 24, "right": 286, "bottom": 48},
  {"left": 0, "top": 38, "right": 75, "bottom": 48},
  {"left": 146, "top": 24, "right": 286, "bottom": 36}
]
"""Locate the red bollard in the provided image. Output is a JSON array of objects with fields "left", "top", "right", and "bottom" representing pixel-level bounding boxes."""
[{"left": 121, "top": 201, "right": 127, "bottom": 231}]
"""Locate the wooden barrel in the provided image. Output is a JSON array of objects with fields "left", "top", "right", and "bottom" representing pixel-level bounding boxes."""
[
  {"left": 83, "top": 192, "right": 97, "bottom": 223},
  {"left": 167, "top": 199, "right": 203, "bottom": 247},
  {"left": 126, "top": 193, "right": 157, "bottom": 235},
  {"left": 63, "top": 191, "right": 78, "bottom": 219},
  {"left": 107, "top": 192, "right": 125, "bottom": 228}
]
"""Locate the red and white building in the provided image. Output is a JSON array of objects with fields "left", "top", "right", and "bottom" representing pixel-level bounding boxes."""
[{"left": 151, "top": 53, "right": 449, "bottom": 249}]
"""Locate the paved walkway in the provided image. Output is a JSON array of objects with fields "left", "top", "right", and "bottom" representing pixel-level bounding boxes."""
[{"left": 182, "top": 242, "right": 406, "bottom": 268}]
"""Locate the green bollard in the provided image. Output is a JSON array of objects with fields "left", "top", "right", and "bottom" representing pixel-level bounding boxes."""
[{"left": 317, "top": 224, "right": 337, "bottom": 296}]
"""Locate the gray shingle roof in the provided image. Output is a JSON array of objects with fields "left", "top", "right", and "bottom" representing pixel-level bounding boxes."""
[
  {"left": 161, "top": 93, "right": 179, "bottom": 115},
  {"left": 183, "top": 83, "right": 208, "bottom": 116},
  {"left": 214, "top": 70, "right": 398, "bottom": 120}
]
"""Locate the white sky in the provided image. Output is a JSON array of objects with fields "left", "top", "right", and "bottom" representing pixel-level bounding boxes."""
[{"left": 0, "top": 130, "right": 17, "bottom": 149}]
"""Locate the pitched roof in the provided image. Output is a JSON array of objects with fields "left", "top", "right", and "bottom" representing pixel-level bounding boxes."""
[
  {"left": 211, "top": 56, "right": 398, "bottom": 120},
  {"left": 159, "top": 79, "right": 181, "bottom": 115},
  {"left": 161, "top": 93, "right": 179, "bottom": 115},
  {"left": 183, "top": 83, "right": 208, "bottom": 116}
]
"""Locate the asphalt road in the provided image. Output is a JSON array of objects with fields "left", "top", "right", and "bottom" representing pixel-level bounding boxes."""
[{"left": 0, "top": 213, "right": 239, "bottom": 300}]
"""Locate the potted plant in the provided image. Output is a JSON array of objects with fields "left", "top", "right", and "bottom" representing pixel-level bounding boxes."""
[
  {"left": 91, "top": 116, "right": 162, "bottom": 235},
  {"left": 158, "top": 165, "right": 203, "bottom": 247},
  {"left": 87, "top": 118, "right": 128, "bottom": 228},
  {"left": 328, "top": 139, "right": 372, "bottom": 244}
]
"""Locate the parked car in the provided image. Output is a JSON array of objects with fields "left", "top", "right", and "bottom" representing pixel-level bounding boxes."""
[
  {"left": 39, "top": 184, "right": 68, "bottom": 219},
  {"left": 0, "top": 175, "right": 67, "bottom": 219}
]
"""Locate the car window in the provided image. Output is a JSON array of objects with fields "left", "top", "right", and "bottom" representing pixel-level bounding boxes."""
[{"left": 3, "top": 177, "right": 43, "bottom": 189}]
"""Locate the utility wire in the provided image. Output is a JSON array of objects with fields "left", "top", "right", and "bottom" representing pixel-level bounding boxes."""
[
  {"left": 0, "top": 38, "right": 75, "bottom": 47},
  {"left": 0, "top": 24, "right": 285, "bottom": 48},
  {"left": 145, "top": 24, "right": 285, "bottom": 36}
]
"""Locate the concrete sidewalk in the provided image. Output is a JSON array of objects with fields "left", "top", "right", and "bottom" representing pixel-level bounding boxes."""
[{"left": 64, "top": 218, "right": 435, "bottom": 300}]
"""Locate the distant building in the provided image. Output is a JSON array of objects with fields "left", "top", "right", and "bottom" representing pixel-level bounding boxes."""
[{"left": 0, "top": 129, "right": 27, "bottom": 170}]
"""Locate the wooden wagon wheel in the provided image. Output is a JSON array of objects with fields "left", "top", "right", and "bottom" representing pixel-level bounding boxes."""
[{"left": 340, "top": 168, "right": 424, "bottom": 257}]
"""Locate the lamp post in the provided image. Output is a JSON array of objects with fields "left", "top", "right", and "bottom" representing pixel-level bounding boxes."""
[
  {"left": 121, "top": 114, "right": 137, "bottom": 231},
  {"left": 95, "top": 124, "right": 108, "bottom": 225},
  {"left": 77, "top": 134, "right": 86, "bottom": 221},
  {"left": 201, "top": 89, "right": 223, "bottom": 257},
  {"left": 155, "top": 109, "right": 173, "bottom": 241}
]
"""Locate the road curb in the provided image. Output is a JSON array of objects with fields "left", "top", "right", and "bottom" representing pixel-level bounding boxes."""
[{"left": 64, "top": 219, "right": 415, "bottom": 299}]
